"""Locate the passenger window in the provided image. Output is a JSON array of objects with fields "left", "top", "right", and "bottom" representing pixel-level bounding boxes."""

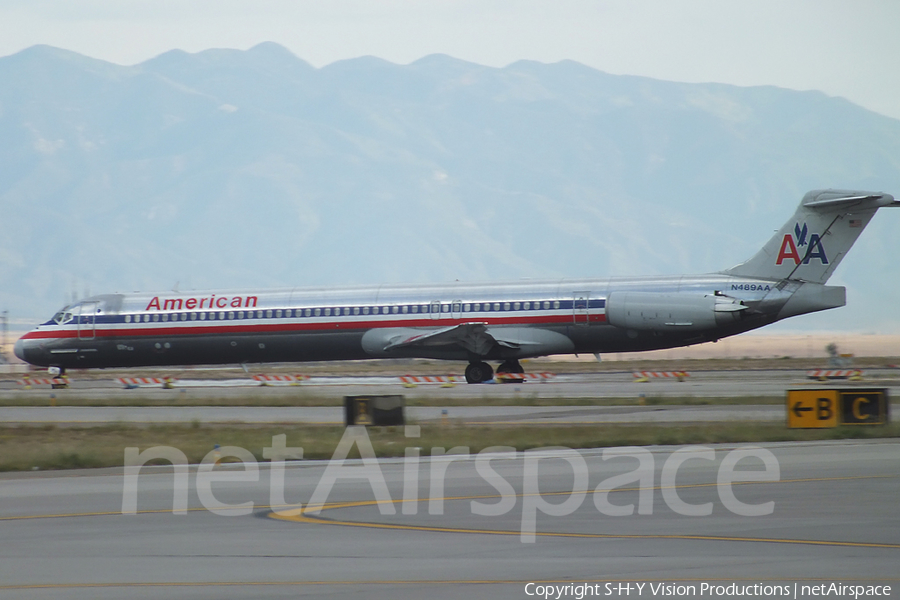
[
  {"left": 401, "top": 305, "right": 408, "bottom": 314},
  {"left": 524, "top": 302, "right": 531, "bottom": 310},
  {"left": 190, "top": 313, "right": 197, "bottom": 321},
  {"left": 238, "top": 311, "right": 244, "bottom": 319},
  {"left": 324, "top": 308, "right": 331, "bottom": 316},
  {"left": 314, "top": 308, "right": 321, "bottom": 317},
  {"left": 411, "top": 305, "right": 418, "bottom": 313},
  {"left": 514, "top": 302, "right": 521, "bottom": 310},
  {"left": 503, "top": 302, "right": 510, "bottom": 311},
  {"left": 473, "top": 303, "right": 480, "bottom": 311},
  {"left": 219, "top": 312, "right": 225, "bottom": 320},
  {"left": 391, "top": 306, "right": 398, "bottom": 314},
  {"left": 543, "top": 301, "right": 550, "bottom": 310},
  {"left": 162, "top": 314, "right": 168, "bottom": 322},
  {"left": 553, "top": 301, "right": 560, "bottom": 309},
  {"left": 452, "top": 303, "right": 461, "bottom": 312},
  {"left": 152, "top": 314, "right": 160, "bottom": 322},
  {"left": 463, "top": 304, "right": 470, "bottom": 312},
  {"left": 493, "top": 303, "right": 500, "bottom": 311},
  {"left": 304, "top": 308, "right": 311, "bottom": 317},
  {"left": 363, "top": 306, "right": 370, "bottom": 315},
  {"left": 227, "top": 312, "right": 233, "bottom": 319},
  {"left": 199, "top": 313, "right": 206, "bottom": 321},
  {"left": 354, "top": 307, "right": 360, "bottom": 315},
  {"left": 276, "top": 310, "right": 282, "bottom": 318},
  {"left": 125, "top": 315, "right": 131, "bottom": 323}
]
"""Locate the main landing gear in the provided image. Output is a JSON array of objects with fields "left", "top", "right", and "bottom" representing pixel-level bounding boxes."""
[
  {"left": 464, "top": 361, "right": 494, "bottom": 384},
  {"left": 496, "top": 359, "right": 524, "bottom": 375},
  {"left": 464, "top": 359, "right": 525, "bottom": 383}
]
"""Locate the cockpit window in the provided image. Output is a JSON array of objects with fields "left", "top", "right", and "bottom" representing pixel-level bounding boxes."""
[{"left": 53, "top": 307, "right": 75, "bottom": 324}]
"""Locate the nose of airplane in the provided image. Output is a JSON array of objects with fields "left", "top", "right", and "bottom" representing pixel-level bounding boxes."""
[{"left": 13, "top": 337, "right": 26, "bottom": 362}]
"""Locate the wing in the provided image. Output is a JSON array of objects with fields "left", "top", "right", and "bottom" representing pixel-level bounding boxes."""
[{"left": 383, "top": 322, "right": 512, "bottom": 356}]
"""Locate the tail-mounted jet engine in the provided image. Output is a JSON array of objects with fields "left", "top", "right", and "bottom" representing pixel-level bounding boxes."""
[{"left": 605, "top": 291, "right": 747, "bottom": 332}]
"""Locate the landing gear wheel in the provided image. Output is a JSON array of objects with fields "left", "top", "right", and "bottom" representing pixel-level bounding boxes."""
[
  {"left": 465, "top": 361, "right": 494, "bottom": 384},
  {"left": 496, "top": 360, "right": 524, "bottom": 374}
]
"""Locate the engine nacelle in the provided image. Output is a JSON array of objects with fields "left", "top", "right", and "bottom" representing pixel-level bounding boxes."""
[{"left": 606, "top": 291, "right": 747, "bottom": 332}]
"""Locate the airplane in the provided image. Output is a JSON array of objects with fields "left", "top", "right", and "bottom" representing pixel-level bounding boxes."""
[{"left": 14, "top": 189, "right": 898, "bottom": 384}]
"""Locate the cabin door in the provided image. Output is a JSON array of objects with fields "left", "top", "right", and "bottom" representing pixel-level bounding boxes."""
[
  {"left": 573, "top": 292, "right": 590, "bottom": 325},
  {"left": 78, "top": 302, "right": 99, "bottom": 340}
]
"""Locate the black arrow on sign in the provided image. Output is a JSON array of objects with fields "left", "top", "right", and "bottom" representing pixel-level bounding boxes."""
[{"left": 792, "top": 402, "right": 813, "bottom": 418}]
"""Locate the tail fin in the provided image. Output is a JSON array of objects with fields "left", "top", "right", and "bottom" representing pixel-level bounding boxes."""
[{"left": 724, "top": 189, "right": 897, "bottom": 283}]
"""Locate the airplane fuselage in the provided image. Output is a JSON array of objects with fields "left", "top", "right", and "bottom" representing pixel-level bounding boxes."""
[{"left": 14, "top": 273, "right": 817, "bottom": 369}]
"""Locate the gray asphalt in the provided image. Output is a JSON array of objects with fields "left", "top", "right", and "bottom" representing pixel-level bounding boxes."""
[
  {"left": 1, "top": 440, "right": 897, "bottom": 599},
  {"left": 3, "top": 368, "right": 899, "bottom": 399},
  {"left": 0, "top": 404, "right": 785, "bottom": 425},
  {"left": 2, "top": 368, "right": 897, "bottom": 426}
]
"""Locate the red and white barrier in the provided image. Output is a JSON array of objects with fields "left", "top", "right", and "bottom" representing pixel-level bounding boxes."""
[
  {"left": 806, "top": 369, "right": 863, "bottom": 380},
  {"left": 495, "top": 372, "right": 556, "bottom": 382},
  {"left": 253, "top": 374, "right": 309, "bottom": 386},
  {"left": 17, "top": 377, "right": 70, "bottom": 389},
  {"left": 400, "top": 375, "right": 458, "bottom": 387},
  {"left": 633, "top": 371, "right": 689, "bottom": 382},
  {"left": 119, "top": 377, "right": 176, "bottom": 388}
]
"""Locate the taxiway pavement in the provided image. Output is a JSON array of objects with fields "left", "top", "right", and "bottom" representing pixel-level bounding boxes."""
[{"left": 0, "top": 440, "right": 897, "bottom": 599}]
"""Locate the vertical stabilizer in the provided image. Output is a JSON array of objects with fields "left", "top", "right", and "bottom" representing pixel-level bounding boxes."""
[{"left": 723, "top": 189, "right": 897, "bottom": 283}]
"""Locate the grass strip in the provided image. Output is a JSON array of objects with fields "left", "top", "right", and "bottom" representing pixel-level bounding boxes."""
[{"left": 2, "top": 421, "right": 898, "bottom": 472}]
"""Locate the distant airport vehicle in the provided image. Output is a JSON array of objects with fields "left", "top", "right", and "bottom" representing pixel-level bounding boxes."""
[{"left": 15, "top": 189, "right": 898, "bottom": 383}]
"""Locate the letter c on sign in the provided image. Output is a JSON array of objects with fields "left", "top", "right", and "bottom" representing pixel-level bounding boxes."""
[{"left": 853, "top": 397, "right": 870, "bottom": 420}]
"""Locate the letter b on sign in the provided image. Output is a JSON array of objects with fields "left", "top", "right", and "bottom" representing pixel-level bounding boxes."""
[{"left": 816, "top": 397, "right": 833, "bottom": 421}]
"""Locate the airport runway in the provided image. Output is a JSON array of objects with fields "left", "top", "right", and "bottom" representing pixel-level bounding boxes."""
[
  {"left": 2, "top": 368, "right": 898, "bottom": 400},
  {"left": 2, "top": 368, "right": 896, "bottom": 426},
  {"left": 0, "top": 440, "right": 897, "bottom": 599}
]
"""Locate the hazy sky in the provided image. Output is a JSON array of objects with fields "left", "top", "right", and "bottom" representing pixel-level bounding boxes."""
[{"left": 2, "top": 0, "right": 899, "bottom": 120}]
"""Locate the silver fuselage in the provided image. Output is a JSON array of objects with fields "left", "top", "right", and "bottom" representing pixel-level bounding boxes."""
[{"left": 13, "top": 273, "right": 834, "bottom": 369}]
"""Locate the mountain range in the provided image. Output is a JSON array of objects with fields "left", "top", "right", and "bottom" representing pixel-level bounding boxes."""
[{"left": 1, "top": 42, "right": 899, "bottom": 334}]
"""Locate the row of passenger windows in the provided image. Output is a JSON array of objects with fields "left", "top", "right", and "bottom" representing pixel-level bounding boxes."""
[{"left": 122, "top": 301, "right": 566, "bottom": 323}]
